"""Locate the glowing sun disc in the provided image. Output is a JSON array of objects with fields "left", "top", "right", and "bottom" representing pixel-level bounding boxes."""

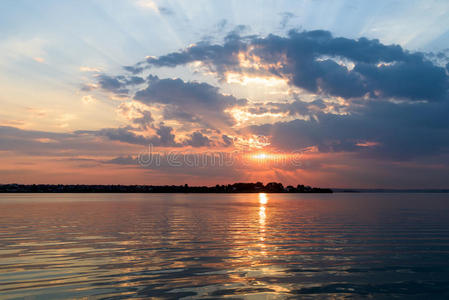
[{"left": 253, "top": 153, "right": 268, "bottom": 160}]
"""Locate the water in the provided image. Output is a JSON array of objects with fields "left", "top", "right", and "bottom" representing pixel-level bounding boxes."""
[{"left": 1, "top": 193, "right": 449, "bottom": 299}]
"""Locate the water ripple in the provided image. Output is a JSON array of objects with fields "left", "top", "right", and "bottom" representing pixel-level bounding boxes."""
[{"left": 1, "top": 193, "right": 449, "bottom": 299}]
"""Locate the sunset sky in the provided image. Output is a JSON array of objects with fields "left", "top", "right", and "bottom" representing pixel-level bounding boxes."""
[{"left": 1, "top": 0, "right": 449, "bottom": 188}]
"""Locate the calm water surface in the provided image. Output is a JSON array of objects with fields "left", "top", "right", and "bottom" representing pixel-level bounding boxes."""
[{"left": 1, "top": 193, "right": 449, "bottom": 299}]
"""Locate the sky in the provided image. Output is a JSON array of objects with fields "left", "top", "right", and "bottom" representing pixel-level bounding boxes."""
[{"left": 1, "top": 0, "right": 449, "bottom": 188}]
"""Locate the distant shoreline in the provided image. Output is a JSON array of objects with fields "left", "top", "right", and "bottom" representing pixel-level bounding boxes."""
[
  {"left": 2, "top": 184, "right": 448, "bottom": 194},
  {"left": 0, "top": 183, "right": 333, "bottom": 193}
]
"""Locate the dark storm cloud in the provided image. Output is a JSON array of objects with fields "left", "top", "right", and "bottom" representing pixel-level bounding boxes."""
[
  {"left": 135, "top": 75, "right": 245, "bottom": 108},
  {"left": 124, "top": 31, "right": 248, "bottom": 75},
  {"left": 134, "top": 75, "right": 247, "bottom": 129},
  {"left": 128, "top": 29, "right": 448, "bottom": 102},
  {"left": 106, "top": 28, "right": 449, "bottom": 162},
  {"left": 249, "top": 99, "right": 449, "bottom": 160},
  {"left": 266, "top": 99, "right": 327, "bottom": 116},
  {"left": 97, "top": 74, "right": 144, "bottom": 95},
  {"left": 221, "top": 134, "right": 233, "bottom": 147},
  {"left": 0, "top": 126, "right": 135, "bottom": 156},
  {"left": 153, "top": 124, "right": 179, "bottom": 147},
  {"left": 162, "top": 106, "right": 200, "bottom": 123},
  {"left": 76, "top": 123, "right": 181, "bottom": 147},
  {"left": 132, "top": 110, "right": 153, "bottom": 130},
  {"left": 75, "top": 73, "right": 252, "bottom": 147},
  {"left": 185, "top": 131, "right": 211, "bottom": 147},
  {"left": 0, "top": 125, "right": 70, "bottom": 141},
  {"left": 77, "top": 127, "right": 151, "bottom": 146},
  {"left": 354, "top": 60, "right": 447, "bottom": 101},
  {"left": 75, "top": 123, "right": 220, "bottom": 148},
  {"left": 244, "top": 99, "right": 331, "bottom": 119},
  {"left": 123, "top": 65, "right": 145, "bottom": 74}
]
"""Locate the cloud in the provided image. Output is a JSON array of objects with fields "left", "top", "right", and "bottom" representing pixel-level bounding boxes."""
[
  {"left": 76, "top": 123, "right": 181, "bottom": 147},
  {"left": 77, "top": 74, "right": 252, "bottom": 148},
  {"left": 93, "top": 28, "right": 449, "bottom": 169},
  {"left": 33, "top": 57, "right": 45, "bottom": 63},
  {"left": 158, "top": 6, "right": 174, "bottom": 15},
  {"left": 248, "top": 99, "right": 449, "bottom": 160},
  {"left": 82, "top": 95, "right": 96, "bottom": 104},
  {"left": 2, "top": 123, "right": 448, "bottom": 188},
  {"left": 77, "top": 127, "right": 151, "bottom": 145},
  {"left": 80, "top": 83, "right": 98, "bottom": 92},
  {"left": 131, "top": 110, "right": 153, "bottom": 130},
  {"left": 354, "top": 59, "right": 448, "bottom": 101},
  {"left": 80, "top": 66, "right": 102, "bottom": 72},
  {"left": 136, "top": 0, "right": 159, "bottom": 12},
  {"left": 26, "top": 107, "right": 47, "bottom": 118},
  {"left": 216, "top": 19, "right": 228, "bottom": 31},
  {"left": 94, "top": 74, "right": 247, "bottom": 131},
  {"left": 124, "top": 31, "right": 248, "bottom": 75},
  {"left": 136, "top": 0, "right": 173, "bottom": 15},
  {"left": 152, "top": 123, "right": 179, "bottom": 146},
  {"left": 104, "top": 153, "right": 245, "bottom": 182},
  {"left": 0, "top": 126, "right": 136, "bottom": 156},
  {"left": 185, "top": 131, "right": 211, "bottom": 147},
  {"left": 221, "top": 134, "right": 233, "bottom": 147},
  {"left": 279, "top": 12, "right": 295, "bottom": 29},
  {"left": 134, "top": 75, "right": 247, "bottom": 130},
  {"left": 116, "top": 101, "right": 155, "bottom": 130},
  {"left": 97, "top": 74, "right": 145, "bottom": 95},
  {"left": 128, "top": 29, "right": 448, "bottom": 102},
  {"left": 263, "top": 99, "right": 328, "bottom": 116}
]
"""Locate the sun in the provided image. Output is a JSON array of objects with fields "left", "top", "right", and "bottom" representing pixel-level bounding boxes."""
[
  {"left": 249, "top": 152, "right": 278, "bottom": 164},
  {"left": 252, "top": 153, "right": 269, "bottom": 160}
]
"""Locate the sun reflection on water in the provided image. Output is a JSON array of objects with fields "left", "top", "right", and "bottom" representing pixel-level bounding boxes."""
[
  {"left": 259, "top": 193, "right": 268, "bottom": 205},
  {"left": 258, "top": 193, "right": 267, "bottom": 255},
  {"left": 259, "top": 193, "right": 267, "bottom": 227},
  {"left": 259, "top": 206, "right": 266, "bottom": 226}
]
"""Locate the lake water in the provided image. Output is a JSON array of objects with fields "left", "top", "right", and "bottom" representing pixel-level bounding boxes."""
[{"left": 1, "top": 193, "right": 449, "bottom": 299}]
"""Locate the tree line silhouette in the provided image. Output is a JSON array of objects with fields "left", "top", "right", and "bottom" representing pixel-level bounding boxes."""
[{"left": 0, "top": 182, "right": 332, "bottom": 193}]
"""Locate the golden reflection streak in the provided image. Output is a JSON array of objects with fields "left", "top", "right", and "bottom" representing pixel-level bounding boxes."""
[
  {"left": 259, "top": 193, "right": 268, "bottom": 205},
  {"left": 254, "top": 193, "right": 291, "bottom": 295},
  {"left": 258, "top": 193, "right": 267, "bottom": 255}
]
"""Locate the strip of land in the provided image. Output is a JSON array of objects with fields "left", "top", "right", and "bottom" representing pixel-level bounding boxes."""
[{"left": 0, "top": 182, "right": 332, "bottom": 193}]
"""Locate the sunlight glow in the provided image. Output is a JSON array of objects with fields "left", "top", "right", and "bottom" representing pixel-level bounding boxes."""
[
  {"left": 232, "top": 135, "right": 271, "bottom": 149},
  {"left": 136, "top": 0, "right": 160, "bottom": 13},
  {"left": 259, "top": 205, "right": 266, "bottom": 225},
  {"left": 356, "top": 141, "right": 380, "bottom": 147},
  {"left": 250, "top": 152, "right": 289, "bottom": 162},
  {"left": 227, "top": 107, "right": 287, "bottom": 127},
  {"left": 226, "top": 72, "right": 288, "bottom": 87},
  {"left": 237, "top": 47, "right": 286, "bottom": 71},
  {"left": 259, "top": 193, "right": 268, "bottom": 205},
  {"left": 254, "top": 153, "right": 268, "bottom": 160}
]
